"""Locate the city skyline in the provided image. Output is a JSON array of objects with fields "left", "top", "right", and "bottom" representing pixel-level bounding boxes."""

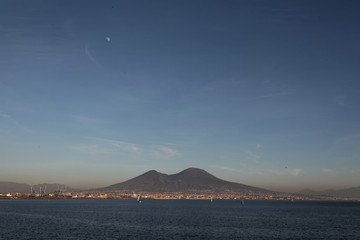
[{"left": 1, "top": 0, "right": 360, "bottom": 192}]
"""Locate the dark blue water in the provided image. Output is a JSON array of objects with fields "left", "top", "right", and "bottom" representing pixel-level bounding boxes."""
[{"left": 0, "top": 199, "right": 359, "bottom": 239}]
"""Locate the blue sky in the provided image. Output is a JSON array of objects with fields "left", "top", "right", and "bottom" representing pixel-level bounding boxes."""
[{"left": 1, "top": 0, "right": 360, "bottom": 191}]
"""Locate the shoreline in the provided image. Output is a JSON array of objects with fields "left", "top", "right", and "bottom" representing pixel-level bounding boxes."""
[{"left": 1, "top": 196, "right": 358, "bottom": 201}]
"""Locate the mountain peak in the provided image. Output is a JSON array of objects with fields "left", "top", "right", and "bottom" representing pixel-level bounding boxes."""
[
  {"left": 180, "top": 168, "right": 212, "bottom": 177},
  {"left": 143, "top": 170, "right": 159, "bottom": 175},
  {"left": 140, "top": 170, "right": 168, "bottom": 177},
  {"left": 97, "top": 168, "right": 268, "bottom": 193}
]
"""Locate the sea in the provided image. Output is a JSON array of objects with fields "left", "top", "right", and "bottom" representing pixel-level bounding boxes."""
[{"left": 0, "top": 199, "right": 359, "bottom": 239}]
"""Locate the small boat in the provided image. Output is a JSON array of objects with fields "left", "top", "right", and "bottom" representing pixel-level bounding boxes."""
[{"left": 137, "top": 194, "right": 141, "bottom": 204}]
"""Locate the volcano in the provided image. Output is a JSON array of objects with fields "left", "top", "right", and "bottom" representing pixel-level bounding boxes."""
[{"left": 95, "top": 168, "right": 270, "bottom": 194}]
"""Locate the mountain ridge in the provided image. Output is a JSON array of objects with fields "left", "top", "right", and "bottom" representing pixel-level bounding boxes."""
[
  {"left": 95, "top": 167, "right": 271, "bottom": 193},
  {"left": 2, "top": 168, "right": 360, "bottom": 199},
  {"left": 298, "top": 187, "right": 360, "bottom": 199}
]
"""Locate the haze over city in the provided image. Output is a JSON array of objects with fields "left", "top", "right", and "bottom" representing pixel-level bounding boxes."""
[{"left": 1, "top": 0, "right": 359, "bottom": 193}]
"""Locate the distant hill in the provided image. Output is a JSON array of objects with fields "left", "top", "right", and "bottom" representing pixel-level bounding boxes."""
[
  {"left": 95, "top": 168, "right": 271, "bottom": 194},
  {"left": 0, "top": 182, "right": 30, "bottom": 194},
  {"left": 298, "top": 187, "right": 360, "bottom": 199},
  {"left": 0, "top": 182, "right": 76, "bottom": 194}
]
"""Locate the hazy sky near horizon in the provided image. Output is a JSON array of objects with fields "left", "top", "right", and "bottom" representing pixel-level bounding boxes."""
[{"left": 1, "top": 0, "right": 360, "bottom": 192}]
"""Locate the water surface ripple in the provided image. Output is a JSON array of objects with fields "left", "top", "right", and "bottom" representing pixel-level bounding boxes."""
[{"left": 0, "top": 199, "right": 359, "bottom": 239}]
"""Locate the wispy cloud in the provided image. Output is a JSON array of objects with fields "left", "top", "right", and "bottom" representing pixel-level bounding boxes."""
[
  {"left": 348, "top": 169, "right": 360, "bottom": 175},
  {"left": 290, "top": 168, "right": 302, "bottom": 176},
  {"left": 70, "top": 144, "right": 114, "bottom": 155},
  {"left": 0, "top": 113, "right": 11, "bottom": 119},
  {"left": 70, "top": 137, "right": 181, "bottom": 160},
  {"left": 84, "top": 44, "right": 99, "bottom": 66},
  {"left": 269, "top": 168, "right": 303, "bottom": 176},
  {"left": 247, "top": 151, "right": 260, "bottom": 163},
  {"left": 0, "top": 112, "right": 34, "bottom": 134},
  {"left": 322, "top": 169, "right": 333, "bottom": 173},
  {"left": 218, "top": 166, "right": 243, "bottom": 173},
  {"left": 70, "top": 137, "right": 140, "bottom": 155},
  {"left": 216, "top": 166, "right": 264, "bottom": 175},
  {"left": 73, "top": 115, "right": 110, "bottom": 125},
  {"left": 152, "top": 146, "right": 178, "bottom": 159},
  {"left": 86, "top": 137, "right": 139, "bottom": 153}
]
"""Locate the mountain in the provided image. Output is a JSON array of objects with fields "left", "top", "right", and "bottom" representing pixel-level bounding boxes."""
[
  {"left": 0, "top": 182, "right": 76, "bottom": 194},
  {"left": 0, "top": 182, "right": 30, "bottom": 194},
  {"left": 95, "top": 168, "right": 271, "bottom": 194},
  {"left": 298, "top": 187, "right": 360, "bottom": 199}
]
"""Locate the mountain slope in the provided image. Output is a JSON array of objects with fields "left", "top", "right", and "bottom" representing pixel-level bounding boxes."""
[
  {"left": 103, "top": 170, "right": 169, "bottom": 192},
  {"left": 96, "top": 168, "right": 270, "bottom": 193},
  {"left": 0, "top": 182, "right": 30, "bottom": 194},
  {"left": 298, "top": 187, "right": 360, "bottom": 199}
]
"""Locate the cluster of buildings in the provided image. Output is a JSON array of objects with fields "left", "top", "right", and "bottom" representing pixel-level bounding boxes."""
[
  {"left": 89, "top": 190, "right": 352, "bottom": 201},
  {"left": 1, "top": 189, "right": 355, "bottom": 201}
]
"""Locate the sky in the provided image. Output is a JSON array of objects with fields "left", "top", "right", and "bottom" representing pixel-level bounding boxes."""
[{"left": 1, "top": 0, "right": 360, "bottom": 192}]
